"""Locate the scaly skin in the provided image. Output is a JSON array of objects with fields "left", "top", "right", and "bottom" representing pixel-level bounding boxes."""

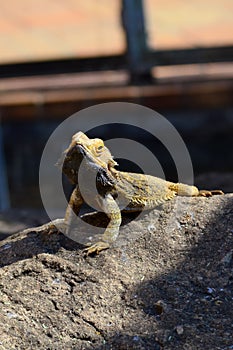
[{"left": 60, "top": 131, "right": 223, "bottom": 255}]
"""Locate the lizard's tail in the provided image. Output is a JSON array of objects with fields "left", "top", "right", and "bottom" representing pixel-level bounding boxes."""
[
  {"left": 169, "top": 183, "right": 223, "bottom": 197},
  {"left": 174, "top": 183, "right": 199, "bottom": 196}
]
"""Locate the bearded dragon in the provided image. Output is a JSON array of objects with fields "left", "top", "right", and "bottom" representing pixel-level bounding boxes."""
[{"left": 59, "top": 131, "right": 223, "bottom": 255}]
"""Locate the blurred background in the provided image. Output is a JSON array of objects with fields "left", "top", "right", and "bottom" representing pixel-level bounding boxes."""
[{"left": 0, "top": 0, "right": 232, "bottom": 225}]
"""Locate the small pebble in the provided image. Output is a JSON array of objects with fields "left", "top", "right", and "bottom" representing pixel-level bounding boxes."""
[
  {"left": 147, "top": 224, "right": 156, "bottom": 233},
  {"left": 175, "top": 325, "right": 184, "bottom": 335},
  {"left": 1, "top": 243, "right": 11, "bottom": 250},
  {"left": 6, "top": 312, "right": 17, "bottom": 319},
  {"left": 133, "top": 335, "right": 140, "bottom": 342}
]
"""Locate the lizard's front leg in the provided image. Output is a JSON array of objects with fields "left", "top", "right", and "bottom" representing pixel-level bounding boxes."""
[
  {"left": 65, "top": 187, "right": 84, "bottom": 236},
  {"left": 84, "top": 193, "right": 121, "bottom": 255}
]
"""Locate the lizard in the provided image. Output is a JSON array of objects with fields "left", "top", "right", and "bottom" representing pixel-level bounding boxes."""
[{"left": 58, "top": 131, "right": 223, "bottom": 255}]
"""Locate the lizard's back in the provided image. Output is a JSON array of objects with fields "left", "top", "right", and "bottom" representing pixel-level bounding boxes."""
[{"left": 113, "top": 171, "right": 176, "bottom": 211}]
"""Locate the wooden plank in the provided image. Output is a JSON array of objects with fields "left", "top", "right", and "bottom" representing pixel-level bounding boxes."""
[{"left": 0, "top": 78, "right": 232, "bottom": 121}]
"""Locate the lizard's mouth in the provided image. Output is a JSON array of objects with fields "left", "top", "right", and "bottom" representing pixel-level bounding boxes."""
[
  {"left": 75, "top": 143, "right": 86, "bottom": 156},
  {"left": 76, "top": 143, "right": 108, "bottom": 171}
]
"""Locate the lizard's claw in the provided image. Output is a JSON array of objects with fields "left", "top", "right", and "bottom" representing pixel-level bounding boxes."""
[
  {"left": 199, "top": 190, "right": 224, "bottom": 197},
  {"left": 83, "top": 241, "right": 110, "bottom": 256},
  {"left": 41, "top": 225, "right": 58, "bottom": 235}
]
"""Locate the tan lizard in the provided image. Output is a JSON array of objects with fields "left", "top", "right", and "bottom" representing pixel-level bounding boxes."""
[{"left": 59, "top": 131, "right": 223, "bottom": 255}]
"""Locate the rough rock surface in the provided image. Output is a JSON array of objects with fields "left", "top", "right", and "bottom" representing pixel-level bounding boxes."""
[{"left": 0, "top": 194, "right": 232, "bottom": 350}]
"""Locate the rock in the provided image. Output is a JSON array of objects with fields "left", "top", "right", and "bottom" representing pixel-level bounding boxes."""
[{"left": 0, "top": 194, "right": 232, "bottom": 349}]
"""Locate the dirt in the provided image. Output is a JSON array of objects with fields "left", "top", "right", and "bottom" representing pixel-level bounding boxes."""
[{"left": 0, "top": 194, "right": 233, "bottom": 350}]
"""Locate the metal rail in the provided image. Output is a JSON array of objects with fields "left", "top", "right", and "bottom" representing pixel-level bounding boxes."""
[{"left": 0, "top": 45, "right": 232, "bottom": 79}]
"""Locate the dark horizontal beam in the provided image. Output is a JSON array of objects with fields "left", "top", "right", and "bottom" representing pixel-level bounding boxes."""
[
  {"left": 148, "top": 45, "right": 233, "bottom": 67},
  {"left": 0, "top": 45, "right": 232, "bottom": 78},
  {"left": 0, "top": 55, "right": 127, "bottom": 78}
]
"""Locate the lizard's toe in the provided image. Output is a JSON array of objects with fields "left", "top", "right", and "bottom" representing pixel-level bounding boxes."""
[
  {"left": 83, "top": 241, "right": 110, "bottom": 256},
  {"left": 199, "top": 190, "right": 224, "bottom": 197},
  {"left": 209, "top": 190, "right": 224, "bottom": 195}
]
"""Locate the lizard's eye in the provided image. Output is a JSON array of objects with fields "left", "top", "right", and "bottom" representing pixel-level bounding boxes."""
[
  {"left": 96, "top": 145, "right": 104, "bottom": 154},
  {"left": 95, "top": 143, "right": 104, "bottom": 156},
  {"left": 92, "top": 139, "right": 105, "bottom": 155}
]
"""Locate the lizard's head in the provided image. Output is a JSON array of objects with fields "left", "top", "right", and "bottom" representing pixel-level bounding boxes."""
[
  {"left": 71, "top": 131, "right": 118, "bottom": 170},
  {"left": 60, "top": 131, "right": 118, "bottom": 184}
]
